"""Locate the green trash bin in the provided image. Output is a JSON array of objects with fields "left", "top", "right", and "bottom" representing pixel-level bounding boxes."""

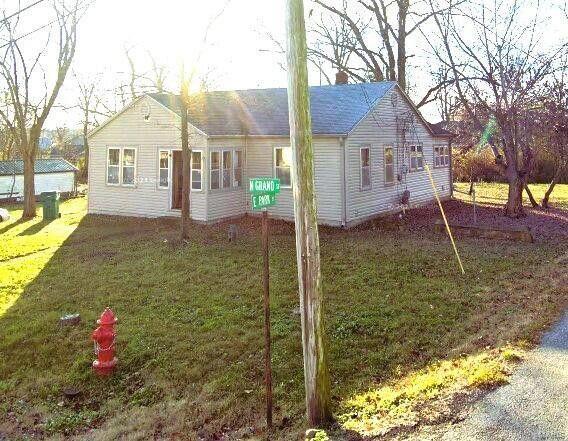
[{"left": 41, "top": 191, "right": 60, "bottom": 220}]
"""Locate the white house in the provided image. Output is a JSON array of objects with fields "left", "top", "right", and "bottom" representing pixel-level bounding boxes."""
[
  {"left": 0, "top": 158, "right": 77, "bottom": 200},
  {"left": 87, "top": 82, "right": 452, "bottom": 227}
]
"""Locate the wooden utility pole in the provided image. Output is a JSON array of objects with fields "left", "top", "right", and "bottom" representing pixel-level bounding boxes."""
[
  {"left": 285, "top": 0, "right": 333, "bottom": 426},
  {"left": 262, "top": 210, "right": 273, "bottom": 429},
  {"left": 180, "top": 64, "right": 191, "bottom": 239}
]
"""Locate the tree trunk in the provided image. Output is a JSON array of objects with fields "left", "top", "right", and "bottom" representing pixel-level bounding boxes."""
[
  {"left": 542, "top": 179, "right": 556, "bottom": 208},
  {"left": 504, "top": 173, "right": 524, "bottom": 218},
  {"left": 285, "top": 0, "right": 332, "bottom": 427},
  {"left": 524, "top": 184, "right": 539, "bottom": 208},
  {"left": 22, "top": 152, "right": 36, "bottom": 219},
  {"left": 180, "top": 89, "right": 191, "bottom": 240},
  {"left": 83, "top": 118, "right": 89, "bottom": 181}
]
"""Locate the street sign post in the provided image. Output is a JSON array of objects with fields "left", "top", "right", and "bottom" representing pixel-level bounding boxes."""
[{"left": 249, "top": 177, "right": 280, "bottom": 429}]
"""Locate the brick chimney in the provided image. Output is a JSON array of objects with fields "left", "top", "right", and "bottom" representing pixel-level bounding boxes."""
[{"left": 335, "top": 71, "right": 348, "bottom": 85}]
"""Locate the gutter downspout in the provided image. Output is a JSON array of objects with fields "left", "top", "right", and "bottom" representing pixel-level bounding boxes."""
[
  {"left": 340, "top": 136, "right": 347, "bottom": 227},
  {"left": 449, "top": 138, "right": 453, "bottom": 198}
]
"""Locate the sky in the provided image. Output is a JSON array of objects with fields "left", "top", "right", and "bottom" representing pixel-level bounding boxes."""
[{"left": 1, "top": 0, "right": 567, "bottom": 130}]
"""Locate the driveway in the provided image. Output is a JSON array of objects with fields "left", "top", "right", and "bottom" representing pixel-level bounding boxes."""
[{"left": 414, "top": 311, "right": 568, "bottom": 440}]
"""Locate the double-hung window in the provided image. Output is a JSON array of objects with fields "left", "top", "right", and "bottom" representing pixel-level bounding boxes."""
[
  {"left": 222, "top": 151, "right": 232, "bottom": 188},
  {"left": 210, "top": 149, "right": 243, "bottom": 189},
  {"left": 434, "top": 145, "right": 450, "bottom": 167},
  {"left": 409, "top": 145, "right": 423, "bottom": 171},
  {"left": 191, "top": 151, "right": 202, "bottom": 190},
  {"left": 158, "top": 151, "right": 169, "bottom": 188},
  {"left": 107, "top": 147, "right": 136, "bottom": 186},
  {"left": 274, "top": 147, "right": 292, "bottom": 187},
  {"left": 384, "top": 146, "right": 394, "bottom": 185},
  {"left": 210, "top": 151, "right": 221, "bottom": 189},
  {"left": 107, "top": 148, "right": 120, "bottom": 185},
  {"left": 360, "top": 146, "right": 371, "bottom": 190},
  {"left": 233, "top": 150, "right": 243, "bottom": 187}
]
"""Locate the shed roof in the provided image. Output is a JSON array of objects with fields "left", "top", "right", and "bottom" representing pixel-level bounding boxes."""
[
  {"left": 149, "top": 82, "right": 398, "bottom": 136},
  {"left": 0, "top": 158, "right": 78, "bottom": 176}
]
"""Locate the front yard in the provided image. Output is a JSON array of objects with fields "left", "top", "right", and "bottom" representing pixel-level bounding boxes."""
[{"left": 1, "top": 189, "right": 567, "bottom": 439}]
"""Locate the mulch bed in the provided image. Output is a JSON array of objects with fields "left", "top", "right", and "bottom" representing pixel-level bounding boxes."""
[
  {"left": 174, "top": 199, "right": 568, "bottom": 244},
  {"left": 403, "top": 200, "right": 568, "bottom": 243}
]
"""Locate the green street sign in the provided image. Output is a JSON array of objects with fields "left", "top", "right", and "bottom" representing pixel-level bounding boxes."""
[
  {"left": 251, "top": 193, "right": 276, "bottom": 210},
  {"left": 249, "top": 178, "right": 281, "bottom": 195}
]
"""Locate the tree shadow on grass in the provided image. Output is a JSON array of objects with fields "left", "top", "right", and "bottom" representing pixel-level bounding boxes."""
[
  {"left": 0, "top": 217, "right": 28, "bottom": 235},
  {"left": 17, "top": 219, "right": 55, "bottom": 236}
]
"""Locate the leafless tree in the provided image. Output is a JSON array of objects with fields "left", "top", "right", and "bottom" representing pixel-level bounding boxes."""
[
  {"left": 425, "top": 0, "right": 567, "bottom": 217},
  {"left": 310, "top": 0, "right": 462, "bottom": 98},
  {"left": 0, "top": 1, "right": 84, "bottom": 218},
  {"left": 68, "top": 72, "right": 114, "bottom": 178}
]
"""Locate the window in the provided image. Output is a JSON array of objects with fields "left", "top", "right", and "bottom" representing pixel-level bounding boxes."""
[
  {"left": 434, "top": 145, "right": 450, "bottom": 167},
  {"left": 384, "top": 146, "right": 394, "bottom": 184},
  {"left": 409, "top": 145, "right": 423, "bottom": 171},
  {"left": 107, "top": 147, "right": 136, "bottom": 186},
  {"left": 210, "top": 151, "right": 220, "bottom": 189},
  {"left": 191, "top": 151, "right": 202, "bottom": 190},
  {"left": 107, "top": 148, "right": 120, "bottom": 184},
  {"left": 275, "top": 147, "right": 292, "bottom": 187},
  {"left": 233, "top": 150, "right": 243, "bottom": 187},
  {"left": 222, "top": 151, "right": 232, "bottom": 188},
  {"left": 122, "top": 148, "right": 136, "bottom": 185},
  {"left": 158, "top": 151, "right": 169, "bottom": 188},
  {"left": 360, "top": 146, "right": 371, "bottom": 190}
]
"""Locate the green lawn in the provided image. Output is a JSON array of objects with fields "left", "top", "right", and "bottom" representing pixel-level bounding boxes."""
[
  {"left": 454, "top": 182, "right": 568, "bottom": 209},
  {"left": 0, "top": 197, "right": 566, "bottom": 439}
]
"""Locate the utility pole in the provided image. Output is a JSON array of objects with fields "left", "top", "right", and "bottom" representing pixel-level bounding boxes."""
[
  {"left": 285, "top": 0, "right": 332, "bottom": 426},
  {"left": 180, "top": 63, "right": 191, "bottom": 240}
]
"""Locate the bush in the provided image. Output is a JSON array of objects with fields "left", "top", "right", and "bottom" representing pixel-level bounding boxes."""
[{"left": 452, "top": 148, "right": 502, "bottom": 183}]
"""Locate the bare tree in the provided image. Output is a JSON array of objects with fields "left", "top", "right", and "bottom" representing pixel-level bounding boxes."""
[
  {"left": 536, "top": 77, "right": 568, "bottom": 208},
  {"left": 70, "top": 72, "right": 114, "bottom": 178},
  {"left": 425, "top": 0, "right": 567, "bottom": 217},
  {"left": 310, "top": 0, "right": 462, "bottom": 94},
  {"left": 0, "top": 1, "right": 83, "bottom": 218}
]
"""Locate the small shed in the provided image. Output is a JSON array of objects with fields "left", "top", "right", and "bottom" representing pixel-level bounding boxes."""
[{"left": 0, "top": 158, "right": 78, "bottom": 200}]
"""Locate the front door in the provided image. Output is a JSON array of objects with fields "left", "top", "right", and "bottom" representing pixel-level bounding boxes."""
[{"left": 171, "top": 151, "right": 183, "bottom": 209}]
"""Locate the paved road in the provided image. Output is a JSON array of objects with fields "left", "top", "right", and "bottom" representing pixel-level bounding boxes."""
[{"left": 437, "top": 312, "right": 568, "bottom": 441}]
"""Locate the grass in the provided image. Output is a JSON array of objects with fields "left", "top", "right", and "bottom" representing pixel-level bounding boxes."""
[
  {"left": 0, "top": 196, "right": 567, "bottom": 439},
  {"left": 454, "top": 182, "right": 568, "bottom": 209}
]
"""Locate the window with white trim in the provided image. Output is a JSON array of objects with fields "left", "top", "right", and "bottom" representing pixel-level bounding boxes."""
[
  {"left": 409, "top": 145, "right": 423, "bottom": 171},
  {"left": 122, "top": 148, "right": 136, "bottom": 185},
  {"left": 191, "top": 151, "right": 202, "bottom": 190},
  {"left": 210, "top": 151, "right": 220, "bottom": 189},
  {"left": 107, "top": 147, "right": 136, "bottom": 186},
  {"left": 274, "top": 147, "right": 292, "bottom": 187},
  {"left": 384, "top": 146, "right": 394, "bottom": 184},
  {"left": 107, "top": 148, "right": 120, "bottom": 184},
  {"left": 233, "top": 150, "right": 243, "bottom": 187},
  {"left": 360, "top": 146, "right": 371, "bottom": 190},
  {"left": 222, "top": 150, "right": 232, "bottom": 189},
  {"left": 158, "top": 150, "right": 169, "bottom": 188},
  {"left": 434, "top": 145, "right": 450, "bottom": 167}
]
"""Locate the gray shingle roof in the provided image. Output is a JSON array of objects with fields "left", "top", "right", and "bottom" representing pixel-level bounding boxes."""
[
  {"left": 149, "top": 82, "right": 398, "bottom": 136},
  {"left": 0, "top": 158, "right": 78, "bottom": 176}
]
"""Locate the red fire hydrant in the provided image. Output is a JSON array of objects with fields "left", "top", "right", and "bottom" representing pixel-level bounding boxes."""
[{"left": 91, "top": 308, "right": 117, "bottom": 376}]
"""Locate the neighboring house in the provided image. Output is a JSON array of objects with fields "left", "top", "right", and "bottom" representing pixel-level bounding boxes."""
[
  {"left": 0, "top": 158, "right": 78, "bottom": 200},
  {"left": 87, "top": 82, "right": 452, "bottom": 227}
]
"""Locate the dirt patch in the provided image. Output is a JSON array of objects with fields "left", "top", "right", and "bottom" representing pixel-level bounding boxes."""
[{"left": 356, "top": 200, "right": 568, "bottom": 243}]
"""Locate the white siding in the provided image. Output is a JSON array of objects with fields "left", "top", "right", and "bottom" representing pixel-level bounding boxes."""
[
  {"left": 345, "top": 87, "right": 451, "bottom": 224},
  {"left": 0, "top": 172, "right": 75, "bottom": 197},
  {"left": 245, "top": 136, "right": 343, "bottom": 226},
  {"left": 88, "top": 96, "right": 207, "bottom": 220}
]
